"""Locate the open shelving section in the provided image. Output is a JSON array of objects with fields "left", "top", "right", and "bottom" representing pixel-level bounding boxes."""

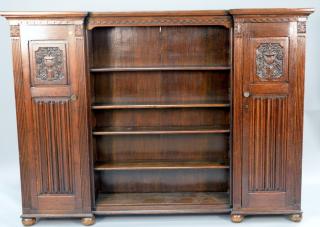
[{"left": 88, "top": 19, "right": 232, "bottom": 214}]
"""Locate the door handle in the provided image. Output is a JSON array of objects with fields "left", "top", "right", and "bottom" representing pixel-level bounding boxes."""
[
  {"left": 243, "top": 91, "right": 250, "bottom": 98},
  {"left": 70, "top": 94, "right": 77, "bottom": 101}
]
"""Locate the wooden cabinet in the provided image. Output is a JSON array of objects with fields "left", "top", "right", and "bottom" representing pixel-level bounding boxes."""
[
  {"left": 3, "top": 13, "right": 93, "bottom": 225},
  {"left": 231, "top": 9, "right": 312, "bottom": 222},
  {"left": 1, "top": 8, "right": 313, "bottom": 225}
]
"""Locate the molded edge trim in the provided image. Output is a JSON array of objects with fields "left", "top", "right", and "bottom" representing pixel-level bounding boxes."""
[
  {"left": 229, "top": 8, "right": 314, "bottom": 16},
  {"left": 0, "top": 11, "right": 88, "bottom": 19}
]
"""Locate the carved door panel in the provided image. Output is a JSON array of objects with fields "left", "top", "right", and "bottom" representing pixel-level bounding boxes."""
[
  {"left": 18, "top": 24, "right": 91, "bottom": 215},
  {"left": 239, "top": 22, "right": 302, "bottom": 211}
]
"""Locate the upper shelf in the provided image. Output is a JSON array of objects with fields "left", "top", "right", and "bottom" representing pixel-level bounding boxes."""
[{"left": 90, "top": 66, "right": 231, "bottom": 72}]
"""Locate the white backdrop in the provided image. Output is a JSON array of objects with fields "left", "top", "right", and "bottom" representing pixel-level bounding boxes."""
[{"left": 0, "top": 1, "right": 319, "bottom": 227}]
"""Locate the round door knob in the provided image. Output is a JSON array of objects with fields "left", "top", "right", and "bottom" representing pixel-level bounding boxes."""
[
  {"left": 243, "top": 91, "right": 250, "bottom": 98},
  {"left": 70, "top": 94, "right": 77, "bottom": 101}
]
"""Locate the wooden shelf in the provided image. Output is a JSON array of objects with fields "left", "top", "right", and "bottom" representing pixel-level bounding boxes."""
[
  {"left": 95, "top": 161, "right": 229, "bottom": 171},
  {"left": 90, "top": 66, "right": 231, "bottom": 72},
  {"left": 92, "top": 102, "right": 230, "bottom": 109},
  {"left": 93, "top": 125, "right": 230, "bottom": 135},
  {"left": 94, "top": 192, "right": 230, "bottom": 214}
]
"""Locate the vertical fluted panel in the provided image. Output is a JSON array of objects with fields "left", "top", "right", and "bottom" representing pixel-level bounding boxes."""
[
  {"left": 248, "top": 96, "right": 288, "bottom": 192},
  {"left": 33, "top": 99, "right": 73, "bottom": 194}
]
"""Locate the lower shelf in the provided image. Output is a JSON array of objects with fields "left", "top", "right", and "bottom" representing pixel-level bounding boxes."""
[
  {"left": 95, "top": 162, "right": 229, "bottom": 170},
  {"left": 94, "top": 192, "right": 230, "bottom": 214}
]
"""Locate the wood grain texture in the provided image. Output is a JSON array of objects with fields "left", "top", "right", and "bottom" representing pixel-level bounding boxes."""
[
  {"left": 94, "top": 108, "right": 229, "bottom": 128},
  {"left": 93, "top": 126, "right": 230, "bottom": 135},
  {"left": 10, "top": 30, "right": 33, "bottom": 213},
  {"left": 87, "top": 11, "right": 231, "bottom": 29},
  {"left": 248, "top": 97, "right": 288, "bottom": 192},
  {"left": 232, "top": 9, "right": 312, "bottom": 215},
  {"left": 5, "top": 15, "right": 92, "bottom": 218},
  {"left": 94, "top": 192, "right": 230, "bottom": 214},
  {"left": 98, "top": 169, "right": 229, "bottom": 193},
  {"left": 1, "top": 9, "right": 313, "bottom": 222},
  {"left": 90, "top": 66, "right": 231, "bottom": 72},
  {"left": 96, "top": 134, "right": 229, "bottom": 163},
  {"left": 33, "top": 99, "right": 73, "bottom": 194},
  {"left": 95, "top": 162, "right": 229, "bottom": 171},
  {"left": 229, "top": 8, "right": 314, "bottom": 15},
  {"left": 91, "top": 26, "right": 230, "bottom": 68},
  {"left": 92, "top": 71, "right": 230, "bottom": 105}
]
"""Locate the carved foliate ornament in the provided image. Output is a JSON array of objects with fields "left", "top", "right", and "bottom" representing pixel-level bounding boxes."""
[
  {"left": 256, "top": 43, "right": 284, "bottom": 80},
  {"left": 35, "top": 47, "right": 65, "bottom": 81},
  {"left": 10, "top": 25, "right": 20, "bottom": 37},
  {"left": 297, "top": 21, "right": 306, "bottom": 33}
]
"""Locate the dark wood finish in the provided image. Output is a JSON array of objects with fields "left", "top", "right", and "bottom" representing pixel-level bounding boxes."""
[
  {"left": 93, "top": 126, "right": 230, "bottom": 135},
  {"left": 93, "top": 109, "right": 229, "bottom": 128},
  {"left": 92, "top": 71, "right": 230, "bottom": 105},
  {"left": 98, "top": 169, "right": 229, "bottom": 193},
  {"left": 231, "top": 8, "right": 313, "bottom": 221},
  {"left": 95, "top": 161, "right": 229, "bottom": 170},
  {"left": 1, "top": 8, "right": 313, "bottom": 224},
  {"left": 90, "top": 66, "right": 231, "bottom": 72},
  {"left": 92, "top": 102, "right": 230, "bottom": 109},
  {"left": 87, "top": 10, "right": 231, "bottom": 29},
  {"left": 91, "top": 26, "right": 230, "bottom": 67},
  {"left": 96, "top": 134, "right": 229, "bottom": 163},
  {"left": 94, "top": 192, "right": 230, "bottom": 214},
  {"left": 1, "top": 12, "right": 93, "bottom": 224}
]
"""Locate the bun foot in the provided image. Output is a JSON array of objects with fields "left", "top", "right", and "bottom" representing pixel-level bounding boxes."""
[
  {"left": 289, "top": 213, "right": 302, "bottom": 222},
  {"left": 81, "top": 216, "right": 96, "bottom": 226},
  {"left": 231, "top": 214, "right": 244, "bottom": 223},
  {"left": 22, "top": 218, "right": 37, "bottom": 226}
]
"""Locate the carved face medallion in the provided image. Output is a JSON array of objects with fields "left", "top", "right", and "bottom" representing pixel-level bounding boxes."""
[
  {"left": 35, "top": 47, "right": 65, "bottom": 81},
  {"left": 256, "top": 43, "right": 284, "bottom": 80}
]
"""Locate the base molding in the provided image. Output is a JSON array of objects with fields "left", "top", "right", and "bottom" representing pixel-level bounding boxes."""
[
  {"left": 231, "top": 209, "right": 302, "bottom": 215},
  {"left": 21, "top": 213, "right": 94, "bottom": 218},
  {"left": 231, "top": 210, "right": 303, "bottom": 223}
]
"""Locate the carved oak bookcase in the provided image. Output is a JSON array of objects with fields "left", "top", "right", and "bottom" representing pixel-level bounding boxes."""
[{"left": 0, "top": 8, "right": 313, "bottom": 226}]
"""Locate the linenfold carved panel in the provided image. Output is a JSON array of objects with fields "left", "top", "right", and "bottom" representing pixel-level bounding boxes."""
[
  {"left": 248, "top": 96, "right": 288, "bottom": 192},
  {"left": 29, "top": 41, "right": 68, "bottom": 85},
  {"left": 33, "top": 99, "right": 73, "bottom": 194},
  {"left": 256, "top": 43, "right": 284, "bottom": 80}
]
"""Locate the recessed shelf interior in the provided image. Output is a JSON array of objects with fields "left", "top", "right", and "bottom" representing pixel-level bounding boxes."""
[
  {"left": 89, "top": 25, "right": 231, "bottom": 213},
  {"left": 94, "top": 192, "right": 230, "bottom": 214}
]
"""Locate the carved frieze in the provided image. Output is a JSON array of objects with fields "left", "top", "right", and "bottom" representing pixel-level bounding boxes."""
[
  {"left": 256, "top": 43, "right": 284, "bottom": 80},
  {"left": 87, "top": 16, "right": 232, "bottom": 29}
]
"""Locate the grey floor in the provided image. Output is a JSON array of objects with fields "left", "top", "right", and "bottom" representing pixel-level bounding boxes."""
[{"left": 0, "top": 110, "right": 319, "bottom": 227}]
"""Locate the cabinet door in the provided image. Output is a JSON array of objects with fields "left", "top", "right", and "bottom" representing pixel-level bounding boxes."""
[
  {"left": 13, "top": 23, "right": 92, "bottom": 215},
  {"left": 233, "top": 19, "right": 306, "bottom": 213}
]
